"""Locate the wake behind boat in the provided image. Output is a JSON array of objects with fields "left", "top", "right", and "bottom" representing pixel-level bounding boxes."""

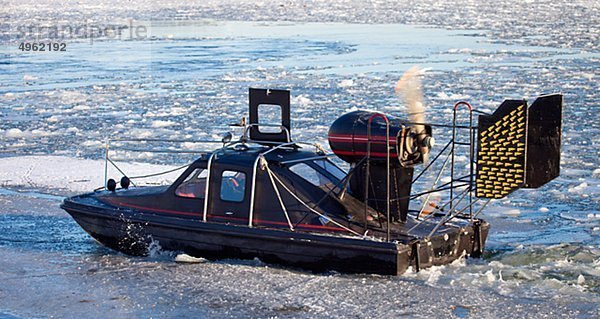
[{"left": 61, "top": 87, "right": 562, "bottom": 275}]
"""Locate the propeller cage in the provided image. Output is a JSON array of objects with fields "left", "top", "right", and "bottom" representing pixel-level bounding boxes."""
[{"left": 327, "top": 110, "right": 432, "bottom": 168}]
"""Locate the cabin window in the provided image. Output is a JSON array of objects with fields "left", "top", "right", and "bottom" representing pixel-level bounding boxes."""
[
  {"left": 289, "top": 163, "right": 333, "bottom": 187},
  {"left": 257, "top": 104, "right": 283, "bottom": 134},
  {"left": 313, "top": 159, "right": 347, "bottom": 181},
  {"left": 220, "top": 170, "right": 246, "bottom": 202},
  {"left": 175, "top": 168, "right": 208, "bottom": 199}
]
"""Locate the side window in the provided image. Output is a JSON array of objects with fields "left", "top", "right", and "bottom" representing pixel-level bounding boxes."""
[
  {"left": 175, "top": 168, "right": 207, "bottom": 199},
  {"left": 220, "top": 170, "right": 246, "bottom": 202},
  {"left": 289, "top": 163, "right": 332, "bottom": 187}
]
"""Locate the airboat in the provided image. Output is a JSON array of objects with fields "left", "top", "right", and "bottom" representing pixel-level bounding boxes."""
[{"left": 61, "top": 84, "right": 562, "bottom": 275}]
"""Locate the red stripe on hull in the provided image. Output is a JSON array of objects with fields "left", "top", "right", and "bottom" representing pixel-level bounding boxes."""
[{"left": 103, "top": 199, "right": 346, "bottom": 232}]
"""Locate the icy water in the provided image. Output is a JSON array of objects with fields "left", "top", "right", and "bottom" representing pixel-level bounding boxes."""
[{"left": 1, "top": 4, "right": 600, "bottom": 319}]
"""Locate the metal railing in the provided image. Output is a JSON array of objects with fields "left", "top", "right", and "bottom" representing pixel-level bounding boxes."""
[
  {"left": 451, "top": 101, "right": 475, "bottom": 219},
  {"left": 102, "top": 137, "right": 221, "bottom": 189}
]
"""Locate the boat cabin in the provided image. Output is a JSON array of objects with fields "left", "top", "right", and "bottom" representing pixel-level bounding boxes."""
[{"left": 100, "top": 89, "right": 367, "bottom": 235}]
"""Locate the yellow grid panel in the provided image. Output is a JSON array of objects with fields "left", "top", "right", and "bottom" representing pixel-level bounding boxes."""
[{"left": 476, "top": 103, "right": 527, "bottom": 198}]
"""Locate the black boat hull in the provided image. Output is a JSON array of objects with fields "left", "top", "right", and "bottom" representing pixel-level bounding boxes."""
[{"left": 62, "top": 197, "right": 488, "bottom": 276}]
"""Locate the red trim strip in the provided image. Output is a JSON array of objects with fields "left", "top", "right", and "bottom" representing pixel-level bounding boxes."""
[
  {"left": 328, "top": 133, "right": 397, "bottom": 143},
  {"left": 103, "top": 199, "right": 347, "bottom": 232},
  {"left": 328, "top": 133, "right": 393, "bottom": 140},
  {"left": 329, "top": 138, "right": 396, "bottom": 146},
  {"left": 252, "top": 219, "right": 345, "bottom": 231},
  {"left": 453, "top": 101, "right": 473, "bottom": 111},
  {"left": 107, "top": 200, "right": 201, "bottom": 216}
]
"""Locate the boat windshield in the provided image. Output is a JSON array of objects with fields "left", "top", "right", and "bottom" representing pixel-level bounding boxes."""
[
  {"left": 175, "top": 168, "right": 207, "bottom": 199},
  {"left": 289, "top": 159, "right": 347, "bottom": 190},
  {"left": 313, "top": 159, "right": 347, "bottom": 181},
  {"left": 290, "top": 163, "right": 331, "bottom": 187}
]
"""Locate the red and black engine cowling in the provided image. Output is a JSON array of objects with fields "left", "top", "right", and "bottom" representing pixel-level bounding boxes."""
[{"left": 328, "top": 110, "right": 433, "bottom": 222}]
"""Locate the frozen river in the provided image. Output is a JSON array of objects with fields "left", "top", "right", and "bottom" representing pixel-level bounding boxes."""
[{"left": 0, "top": 1, "right": 599, "bottom": 318}]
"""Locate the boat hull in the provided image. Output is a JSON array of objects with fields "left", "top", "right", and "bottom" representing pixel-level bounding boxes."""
[{"left": 61, "top": 197, "right": 488, "bottom": 276}]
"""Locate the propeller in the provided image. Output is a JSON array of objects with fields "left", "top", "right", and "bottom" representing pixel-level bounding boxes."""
[{"left": 394, "top": 66, "right": 433, "bottom": 164}]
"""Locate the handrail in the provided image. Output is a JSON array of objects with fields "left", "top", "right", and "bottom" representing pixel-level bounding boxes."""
[
  {"left": 242, "top": 123, "right": 292, "bottom": 143},
  {"left": 247, "top": 154, "right": 263, "bottom": 227},
  {"left": 102, "top": 137, "right": 214, "bottom": 190},
  {"left": 108, "top": 138, "right": 223, "bottom": 143},
  {"left": 453, "top": 101, "right": 473, "bottom": 111},
  {"left": 114, "top": 148, "right": 209, "bottom": 154},
  {"left": 203, "top": 151, "right": 217, "bottom": 222},
  {"left": 451, "top": 101, "right": 474, "bottom": 219}
]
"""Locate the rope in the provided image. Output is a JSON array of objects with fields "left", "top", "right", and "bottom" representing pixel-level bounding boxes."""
[
  {"left": 265, "top": 164, "right": 295, "bottom": 231},
  {"left": 109, "top": 138, "right": 222, "bottom": 143},
  {"left": 268, "top": 167, "right": 363, "bottom": 237},
  {"left": 106, "top": 157, "right": 137, "bottom": 187},
  {"left": 128, "top": 163, "right": 191, "bottom": 180}
]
